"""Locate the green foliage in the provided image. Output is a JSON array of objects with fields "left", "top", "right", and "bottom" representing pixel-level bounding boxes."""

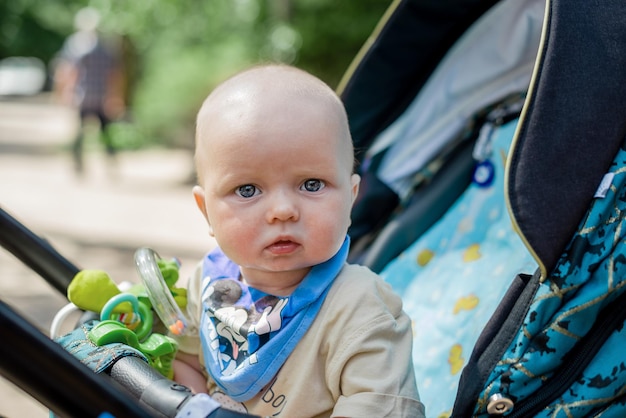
[
  {"left": 129, "top": 37, "right": 256, "bottom": 148},
  {"left": 292, "top": 0, "right": 391, "bottom": 87},
  {"left": 0, "top": 3, "right": 66, "bottom": 63},
  {"left": 1, "top": 0, "right": 391, "bottom": 148}
]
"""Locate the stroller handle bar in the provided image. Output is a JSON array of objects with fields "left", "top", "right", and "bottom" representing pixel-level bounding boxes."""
[
  {"left": 110, "top": 355, "right": 257, "bottom": 418},
  {"left": 0, "top": 206, "right": 79, "bottom": 294}
]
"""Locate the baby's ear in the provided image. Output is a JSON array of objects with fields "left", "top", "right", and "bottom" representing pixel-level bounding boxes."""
[
  {"left": 350, "top": 173, "right": 361, "bottom": 205},
  {"left": 192, "top": 186, "right": 213, "bottom": 235}
]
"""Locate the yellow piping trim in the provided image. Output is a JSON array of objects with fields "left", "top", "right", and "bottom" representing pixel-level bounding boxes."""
[
  {"left": 336, "top": 0, "right": 402, "bottom": 94},
  {"left": 505, "top": 0, "right": 552, "bottom": 280}
]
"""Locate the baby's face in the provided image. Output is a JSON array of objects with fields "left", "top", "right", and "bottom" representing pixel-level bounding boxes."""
[{"left": 195, "top": 89, "right": 359, "bottom": 294}]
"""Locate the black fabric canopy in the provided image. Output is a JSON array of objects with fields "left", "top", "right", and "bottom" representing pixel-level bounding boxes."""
[
  {"left": 506, "top": 0, "right": 626, "bottom": 276},
  {"left": 339, "top": 0, "right": 500, "bottom": 163}
]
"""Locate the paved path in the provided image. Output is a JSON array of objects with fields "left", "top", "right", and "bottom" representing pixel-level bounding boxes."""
[{"left": 0, "top": 96, "right": 216, "bottom": 417}]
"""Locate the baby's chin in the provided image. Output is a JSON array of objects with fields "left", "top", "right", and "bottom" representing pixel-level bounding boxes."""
[{"left": 241, "top": 246, "right": 340, "bottom": 276}]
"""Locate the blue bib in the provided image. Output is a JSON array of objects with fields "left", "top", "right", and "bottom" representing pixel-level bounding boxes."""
[{"left": 199, "top": 237, "right": 349, "bottom": 401}]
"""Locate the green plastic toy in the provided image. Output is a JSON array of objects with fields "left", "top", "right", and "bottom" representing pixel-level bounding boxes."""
[
  {"left": 88, "top": 319, "right": 178, "bottom": 379},
  {"left": 67, "top": 270, "right": 133, "bottom": 313},
  {"left": 65, "top": 255, "right": 187, "bottom": 378},
  {"left": 66, "top": 258, "right": 187, "bottom": 314}
]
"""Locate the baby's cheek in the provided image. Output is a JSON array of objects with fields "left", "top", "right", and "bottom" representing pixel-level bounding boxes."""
[
  {"left": 309, "top": 223, "right": 343, "bottom": 255},
  {"left": 217, "top": 224, "right": 258, "bottom": 257}
]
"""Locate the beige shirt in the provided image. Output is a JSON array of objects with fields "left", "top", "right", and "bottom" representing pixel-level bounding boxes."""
[{"left": 181, "top": 262, "right": 425, "bottom": 418}]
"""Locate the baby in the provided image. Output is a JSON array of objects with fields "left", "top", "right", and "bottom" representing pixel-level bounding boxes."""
[{"left": 174, "top": 64, "right": 424, "bottom": 417}]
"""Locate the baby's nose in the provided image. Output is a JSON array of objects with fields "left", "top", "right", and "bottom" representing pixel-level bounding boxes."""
[{"left": 266, "top": 192, "right": 299, "bottom": 222}]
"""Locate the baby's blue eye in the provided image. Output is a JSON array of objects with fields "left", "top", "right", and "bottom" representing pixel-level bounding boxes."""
[
  {"left": 302, "top": 179, "right": 324, "bottom": 192},
  {"left": 236, "top": 184, "right": 259, "bottom": 198}
]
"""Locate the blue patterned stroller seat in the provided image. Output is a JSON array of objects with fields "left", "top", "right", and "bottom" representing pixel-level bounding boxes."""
[{"left": 381, "top": 119, "right": 537, "bottom": 416}]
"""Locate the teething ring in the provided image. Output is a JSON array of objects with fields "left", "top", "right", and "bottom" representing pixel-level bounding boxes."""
[
  {"left": 134, "top": 248, "right": 188, "bottom": 336},
  {"left": 101, "top": 293, "right": 153, "bottom": 340}
]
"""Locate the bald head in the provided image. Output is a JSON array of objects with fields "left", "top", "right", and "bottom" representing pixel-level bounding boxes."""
[{"left": 194, "top": 65, "right": 354, "bottom": 184}]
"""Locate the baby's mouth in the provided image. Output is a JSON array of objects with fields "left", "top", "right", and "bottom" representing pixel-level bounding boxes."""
[{"left": 267, "top": 240, "right": 300, "bottom": 255}]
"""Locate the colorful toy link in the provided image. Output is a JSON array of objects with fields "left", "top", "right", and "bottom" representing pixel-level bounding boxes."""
[
  {"left": 88, "top": 293, "right": 179, "bottom": 379},
  {"left": 100, "top": 293, "right": 154, "bottom": 340}
]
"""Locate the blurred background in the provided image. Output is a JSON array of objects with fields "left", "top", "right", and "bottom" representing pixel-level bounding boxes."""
[
  {"left": 0, "top": 0, "right": 390, "bottom": 151},
  {"left": 0, "top": 0, "right": 391, "bottom": 415}
]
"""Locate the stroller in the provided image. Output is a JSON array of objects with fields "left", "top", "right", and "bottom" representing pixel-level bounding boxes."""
[
  {"left": 2, "top": 0, "right": 626, "bottom": 416},
  {"left": 340, "top": 0, "right": 626, "bottom": 415}
]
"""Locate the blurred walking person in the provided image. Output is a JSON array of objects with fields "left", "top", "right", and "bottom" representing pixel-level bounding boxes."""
[{"left": 53, "top": 7, "right": 125, "bottom": 175}]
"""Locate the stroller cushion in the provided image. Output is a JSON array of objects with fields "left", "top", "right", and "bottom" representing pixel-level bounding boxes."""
[{"left": 381, "top": 119, "right": 536, "bottom": 416}]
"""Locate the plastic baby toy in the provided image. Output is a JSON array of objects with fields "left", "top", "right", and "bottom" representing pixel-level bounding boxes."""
[{"left": 57, "top": 249, "right": 190, "bottom": 378}]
